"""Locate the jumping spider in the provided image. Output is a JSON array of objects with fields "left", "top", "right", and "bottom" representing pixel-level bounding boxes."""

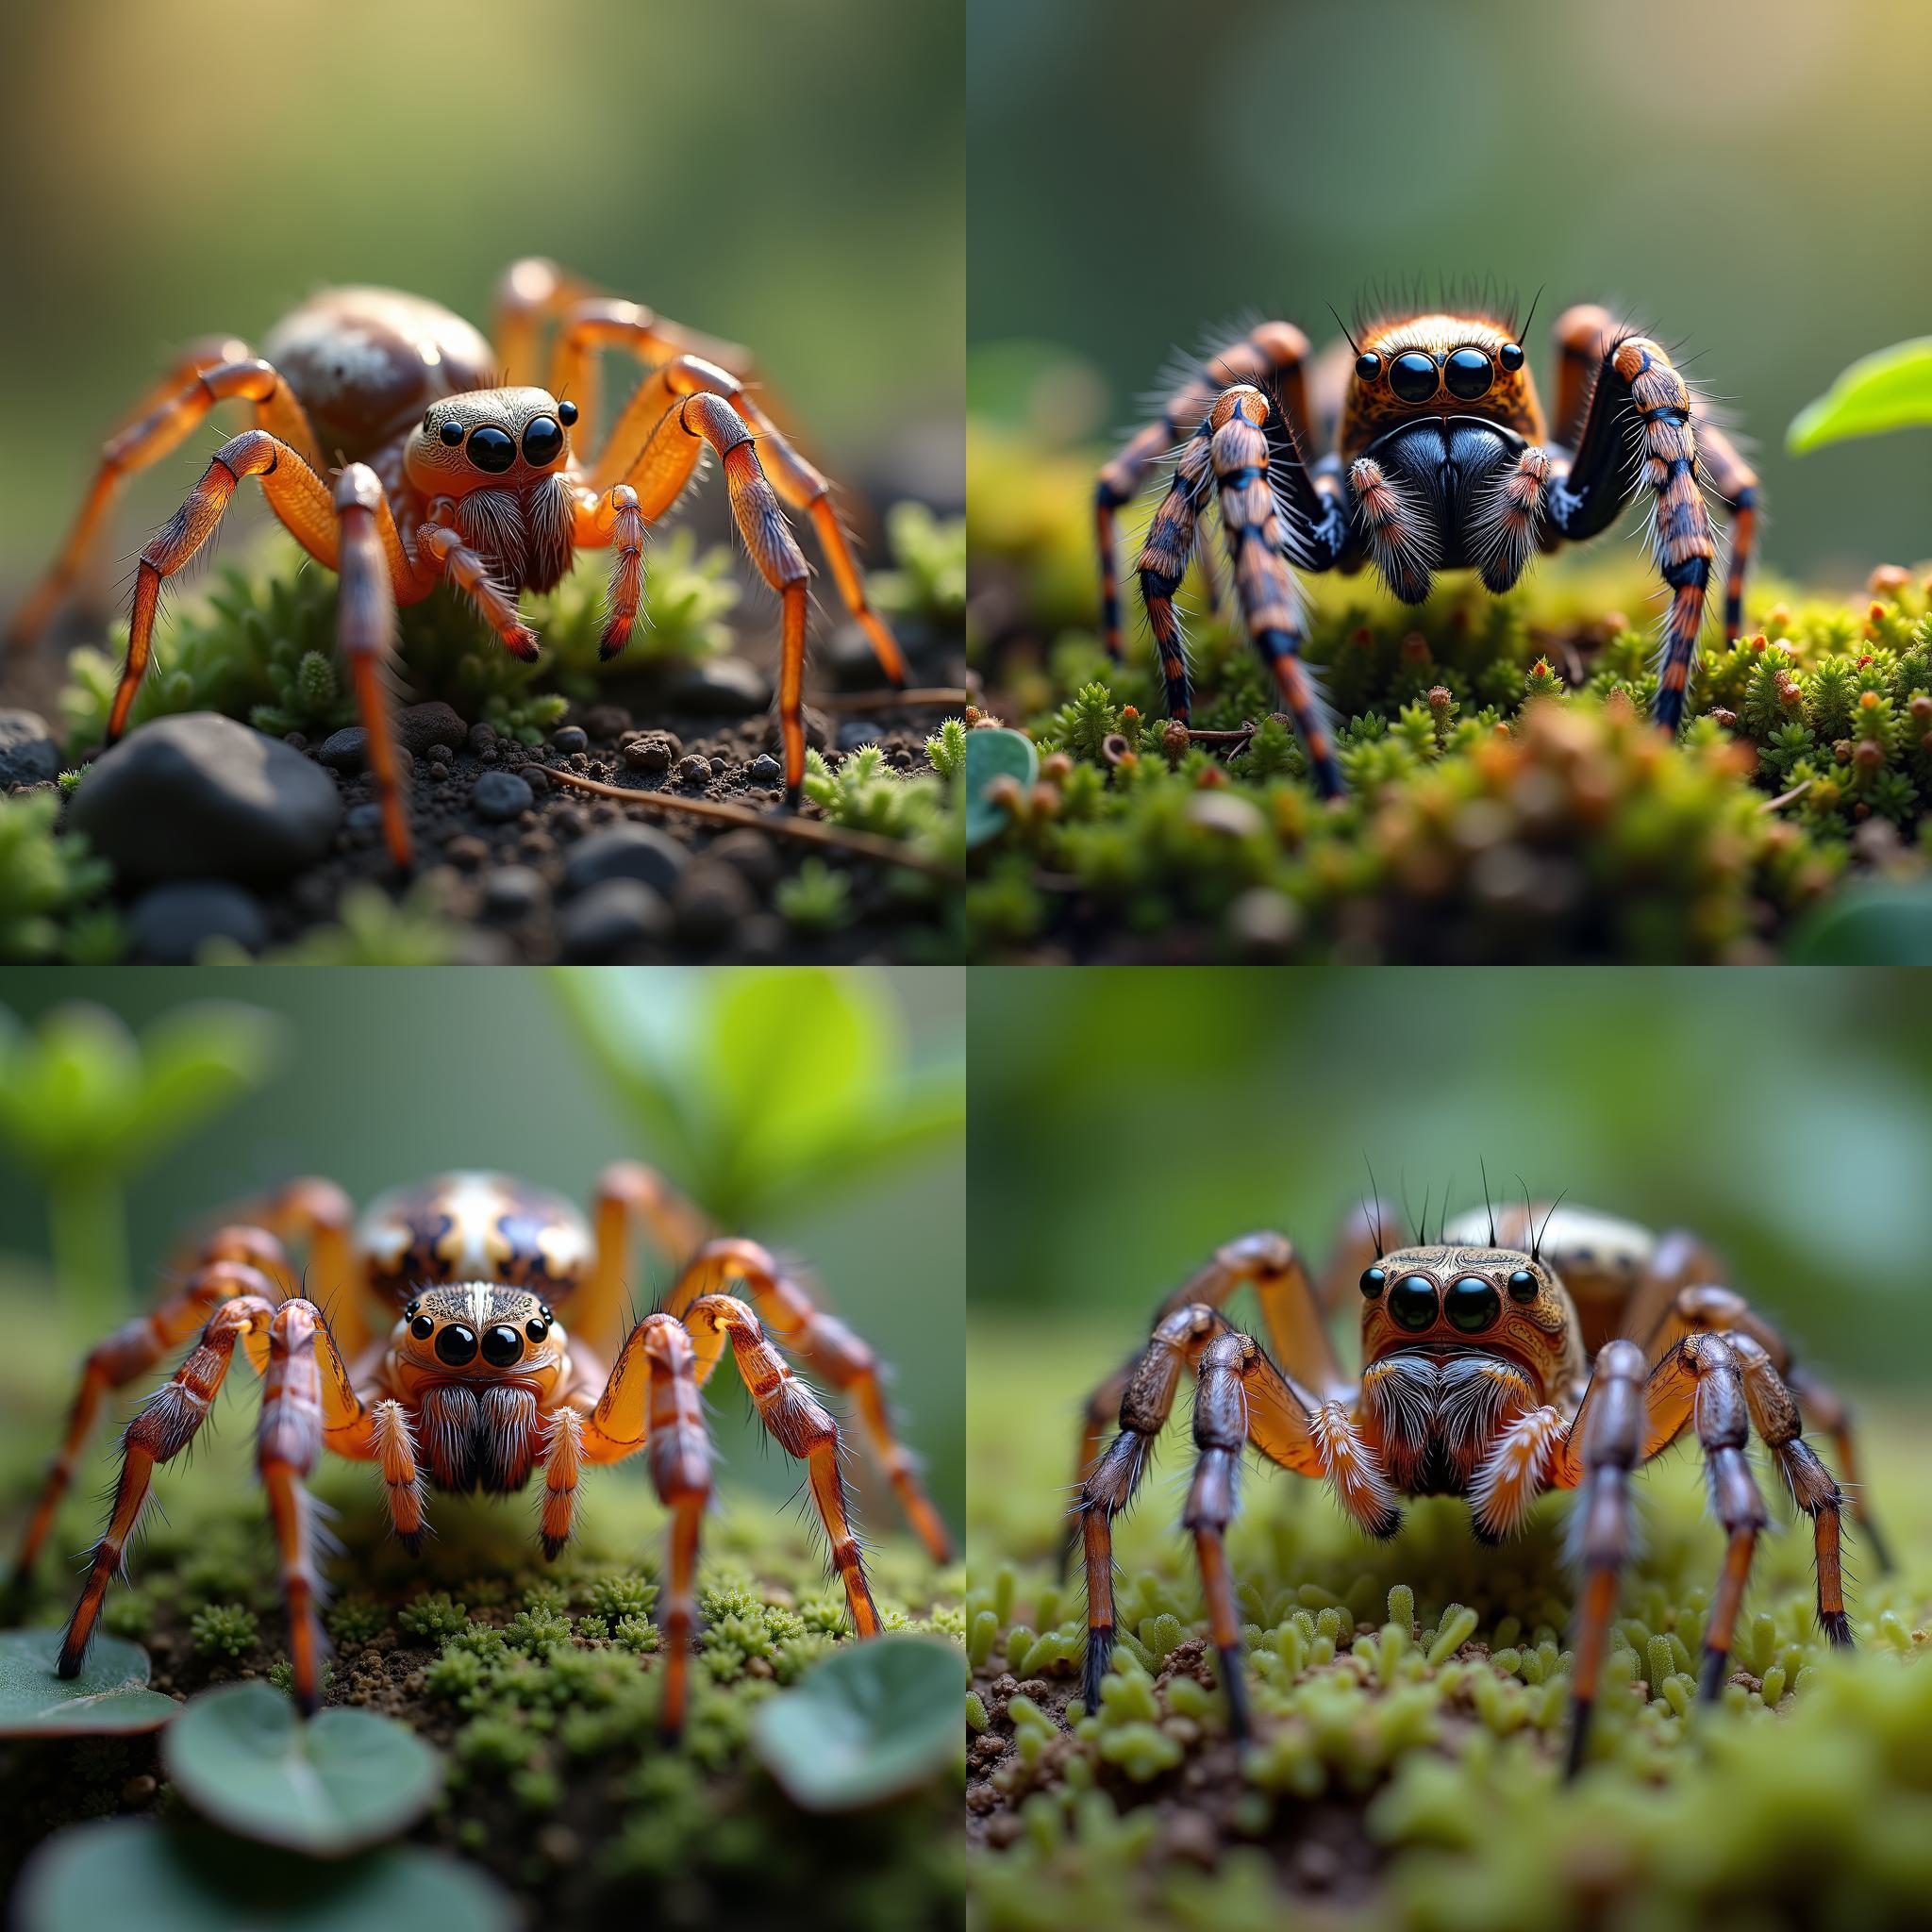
[
  {"left": 9, "top": 1167, "right": 950, "bottom": 1733},
  {"left": 1074, "top": 1197, "right": 1886, "bottom": 1776},
  {"left": 8, "top": 258, "right": 906, "bottom": 867},
  {"left": 1094, "top": 300, "right": 1759, "bottom": 795}
]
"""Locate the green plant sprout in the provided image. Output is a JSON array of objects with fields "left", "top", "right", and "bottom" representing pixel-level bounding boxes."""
[
  {"left": 0, "top": 794, "right": 119, "bottom": 964},
  {"left": 551, "top": 966, "right": 963, "bottom": 1228},
  {"left": 873, "top": 504, "right": 968, "bottom": 625},
  {"left": 0, "top": 999, "right": 284, "bottom": 1329},
  {"left": 1789, "top": 338, "right": 1932, "bottom": 453}
]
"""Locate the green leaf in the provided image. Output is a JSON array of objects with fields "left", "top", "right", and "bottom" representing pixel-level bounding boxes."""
[
  {"left": 964, "top": 728, "right": 1038, "bottom": 849},
  {"left": 1785, "top": 881, "right": 1932, "bottom": 963},
  {"left": 0, "top": 1629, "right": 181, "bottom": 1736},
  {"left": 1787, "top": 338, "right": 1932, "bottom": 453},
  {"left": 16, "top": 1820, "right": 514, "bottom": 1932},
  {"left": 112, "top": 1002, "right": 287, "bottom": 1168},
  {"left": 752, "top": 1633, "right": 963, "bottom": 1811},
  {"left": 162, "top": 1682, "right": 442, "bottom": 1857}
]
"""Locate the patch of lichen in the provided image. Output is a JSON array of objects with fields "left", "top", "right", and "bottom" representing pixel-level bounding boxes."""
[
  {"left": 967, "top": 419, "right": 1932, "bottom": 961},
  {"left": 965, "top": 1321, "right": 1932, "bottom": 1932},
  {"left": 0, "top": 1365, "right": 961, "bottom": 1932}
]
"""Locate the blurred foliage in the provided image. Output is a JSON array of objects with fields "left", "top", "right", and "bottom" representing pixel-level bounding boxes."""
[
  {"left": 553, "top": 966, "right": 964, "bottom": 1228},
  {"left": 0, "top": 998, "right": 283, "bottom": 1329},
  {"left": 874, "top": 506, "right": 968, "bottom": 625},
  {"left": 964, "top": 1324, "right": 1932, "bottom": 1932},
  {"left": 0, "top": 795, "right": 119, "bottom": 964},
  {"left": 1790, "top": 338, "right": 1932, "bottom": 453}
]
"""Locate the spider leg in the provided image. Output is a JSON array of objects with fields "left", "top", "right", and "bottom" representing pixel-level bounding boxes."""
[
  {"left": 8, "top": 1247, "right": 284, "bottom": 1591},
  {"left": 663, "top": 1238, "right": 952, "bottom": 1563},
  {"left": 570, "top": 483, "right": 646, "bottom": 658},
  {"left": 8, "top": 348, "right": 321, "bottom": 651}
]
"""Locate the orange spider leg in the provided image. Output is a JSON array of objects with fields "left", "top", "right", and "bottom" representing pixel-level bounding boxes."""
[
  {"left": 8, "top": 1249, "right": 284, "bottom": 1591},
  {"left": 493, "top": 257, "right": 606, "bottom": 392},
  {"left": 537, "top": 1406, "right": 586, "bottom": 1560},
  {"left": 8, "top": 346, "right": 323, "bottom": 651},
  {"left": 578, "top": 1161, "right": 713, "bottom": 1365},
  {"left": 570, "top": 483, "right": 645, "bottom": 660},
  {"left": 665, "top": 1238, "right": 951, "bottom": 1562}
]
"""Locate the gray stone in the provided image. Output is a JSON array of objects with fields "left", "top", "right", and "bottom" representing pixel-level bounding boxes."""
[
  {"left": 68, "top": 712, "right": 341, "bottom": 886},
  {"left": 472, "top": 771, "right": 533, "bottom": 822},
  {"left": 707, "top": 828, "right": 780, "bottom": 894},
  {"left": 344, "top": 802, "right": 384, "bottom": 838},
  {"left": 673, "top": 858, "right": 756, "bottom": 946},
  {"left": 551, "top": 724, "right": 589, "bottom": 754},
  {"left": 0, "top": 709, "right": 59, "bottom": 788},
  {"left": 397, "top": 702, "right": 467, "bottom": 757},
  {"left": 126, "top": 881, "right": 269, "bottom": 963},
  {"left": 746, "top": 753, "right": 784, "bottom": 788},
  {"left": 668, "top": 655, "right": 772, "bottom": 715},
  {"left": 481, "top": 866, "right": 547, "bottom": 920},
  {"left": 564, "top": 823, "right": 689, "bottom": 898},
  {"left": 316, "top": 726, "right": 369, "bottom": 772},
  {"left": 558, "top": 877, "right": 671, "bottom": 960}
]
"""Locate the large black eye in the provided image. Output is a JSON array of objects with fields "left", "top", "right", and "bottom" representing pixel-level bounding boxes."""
[
  {"left": 1355, "top": 352, "right": 1382, "bottom": 384},
  {"left": 1388, "top": 1274, "right": 1439, "bottom": 1331},
  {"left": 466, "top": 425, "right": 517, "bottom": 474},
  {"left": 409, "top": 1312, "right": 434, "bottom": 1341},
  {"left": 1389, "top": 353, "right": 1439, "bottom": 403},
  {"left": 438, "top": 419, "right": 464, "bottom": 447},
  {"left": 1359, "top": 1266, "right": 1387, "bottom": 1299},
  {"left": 434, "top": 1323, "right": 478, "bottom": 1366},
  {"left": 1445, "top": 1275, "right": 1502, "bottom": 1334},
  {"left": 1507, "top": 1268, "right": 1539, "bottom": 1303},
  {"left": 525, "top": 1316, "right": 550, "bottom": 1342},
  {"left": 1499, "top": 341, "right": 1525, "bottom": 373},
  {"left": 481, "top": 1324, "right": 525, "bottom": 1367},
  {"left": 557, "top": 400, "right": 578, "bottom": 425},
  {"left": 522, "top": 416, "right": 564, "bottom": 466},
  {"left": 1443, "top": 348, "right": 1495, "bottom": 401}
]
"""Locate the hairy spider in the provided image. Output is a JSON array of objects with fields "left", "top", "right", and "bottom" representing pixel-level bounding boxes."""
[
  {"left": 1074, "top": 1196, "right": 1888, "bottom": 1777},
  {"left": 8, "top": 1166, "right": 950, "bottom": 1732},
  {"left": 8, "top": 258, "right": 905, "bottom": 866},
  {"left": 1094, "top": 299, "right": 1759, "bottom": 796}
]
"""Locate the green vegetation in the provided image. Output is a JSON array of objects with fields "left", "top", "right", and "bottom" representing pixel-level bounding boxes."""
[
  {"left": 1789, "top": 338, "right": 1932, "bottom": 453},
  {"left": 874, "top": 506, "right": 968, "bottom": 625},
  {"left": 0, "top": 795, "right": 118, "bottom": 965},
  {"left": 966, "top": 1323, "right": 1932, "bottom": 1932}
]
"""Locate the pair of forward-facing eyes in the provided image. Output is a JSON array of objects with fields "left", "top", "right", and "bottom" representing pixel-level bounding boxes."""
[
  {"left": 420, "top": 399, "right": 579, "bottom": 473},
  {"left": 1357, "top": 1264, "right": 1539, "bottom": 1334},
  {"left": 400, "top": 1296, "right": 555, "bottom": 1366},
  {"left": 1356, "top": 342, "right": 1525, "bottom": 404}
]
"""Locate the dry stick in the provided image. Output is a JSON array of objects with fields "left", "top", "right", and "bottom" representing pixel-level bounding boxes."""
[
  {"left": 812, "top": 687, "right": 970, "bottom": 713},
  {"left": 543, "top": 767, "right": 962, "bottom": 881}
]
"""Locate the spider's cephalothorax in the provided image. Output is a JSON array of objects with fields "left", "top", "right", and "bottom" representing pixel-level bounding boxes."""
[
  {"left": 1072, "top": 1197, "right": 1888, "bottom": 1778},
  {"left": 1094, "top": 302, "right": 1761, "bottom": 797},
  {"left": 8, "top": 1165, "right": 952, "bottom": 1734},
  {"left": 8, "top": 262, "right": 909, "bottom": 866}
]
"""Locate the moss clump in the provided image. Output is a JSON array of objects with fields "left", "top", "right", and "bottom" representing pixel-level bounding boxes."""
[
  {"left": 189, "top": 1601, "right": 259, "bottom": 1658},
  {"left": 0, "top": 792, "right": 120, "bottom": 963},
  {"left": 873, "top": 504, "right": 968, "bottom": 625}
]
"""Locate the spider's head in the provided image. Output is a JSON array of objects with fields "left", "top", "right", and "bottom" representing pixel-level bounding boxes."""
[{"left": 393, "top": 1284, "right": 568, "bottom": 1389}]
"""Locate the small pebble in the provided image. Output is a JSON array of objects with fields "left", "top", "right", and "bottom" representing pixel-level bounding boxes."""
[
  {"left": 676, "top": 754, "right": 711, "bottom": 788},
  {"left": 397, "top": 701, "right": 467, "bottom": 757},
  {"left": 481, "top": 866, "right": 546, "bottom": 920},
  {"left": 673, "top": 858, "right": 755, "bottom": 945},
  {"left": 747, "top": 753, "right": 784, "bottom": 787},
  {"left": 344, "top": 802, "right": 384, "bottom": 838},
  {"left": 625, "top": 736, "right": 674, "bottom": 773},
  {"left": 708, "top": 755, "right": 728, "bottom": 777},
  {"left": 580, "top": 705, "right": 631, "bottom": 741},
  {"left": 126, "top": 881, "right": 269, "bottom": 963},
  {"left": 473, "top": 771, "right": 534, "bottom": 822},
  {"left": 558, "top": 877, "right": 672, "bottom": 960},
  {"left": 444, "top": 835, "right": 489, "bottom": 870},
  {"left": 565, "top": 823, "right": 689, "bottom": 898},
  {"left": 522, "top": 765, "right": 549, "bottom": 795},
  {"left": 467, "top": 721, "right": 498, "bottom": 753},
  {"left": 708, "top": 828, "right": 780, "bottom": 893},
  {"left": 552, "top": 724, "right": 589, "bottom": 754}
]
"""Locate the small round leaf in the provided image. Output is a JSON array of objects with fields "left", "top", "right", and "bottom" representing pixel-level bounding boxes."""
[
  {"left": 753, "top": 1632, "right": 963, "bottom": 1811},
  {"left": 162, "top": 1681, "right": 441, "bottom": 1857},
  {"left": 1786, "top": 881, "right": 1932, "bottom": 964},
  {"left": 0, "top": 1629, "right": 181, "bottom": 1736},
  {"left": 16, "top": 1818, "right": 515, "bottom": 1932},
  {"left": 964, "top": 728, "right": 1038, "bottom": 849}
]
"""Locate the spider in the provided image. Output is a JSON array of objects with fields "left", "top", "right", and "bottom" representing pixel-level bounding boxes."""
[
  {"left": 8, "top": 1165, "right": 951, "bottom": 1734},
  {"left": 7, "top": 258, "right": 906, "bottom": 867},
  {"left": 1073, "top": 1195, "right": 1889, "bottom": 1777},
  {"left": 1093, "top": 299, "right": 1759, "bottom": 796}
]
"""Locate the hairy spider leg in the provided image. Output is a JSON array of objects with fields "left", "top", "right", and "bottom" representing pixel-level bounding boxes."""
[{"left": 8, "top": 349, "right": 321, "bottom": 652}]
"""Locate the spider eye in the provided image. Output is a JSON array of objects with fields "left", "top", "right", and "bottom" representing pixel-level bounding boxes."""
[
  {"left": 522, "top": 415, "right": 564, "bottom": 466},
  {"left": 1499, "top": 341, "right": 1525, "bottom": 373},
  {"left": 408, "top": 1312, "right": 435, "bottom": 1341},
  {"left": 1355, "top": 351, "right": 1382, "bottom": 384},
  {"left": 434, "top": 1323, "right": 478, "bottom": 1366},
  {"left": 1358, "top": 1266, "right": 1387, "bottom": 1299},
  {"left": 1443, "top": 347, "right": 1495, "bottom": 401},
  {"left": 557, "top": 400, "right": 578, "bottom": 425},
  {"left": 1388, "top": 1274, "right": 1439, "bottom": 1332},
  {"left": 466, "top": 425, "right": 517, "bottom": 473},
  {"left": 1507, "top": 1268, "right": 1539, "bottom": 1302},
  {"left": 1389, "top": 352, "right": 1439, "bottom": 404},
  {"left": 525, "top": 1316, "right": 550, "bottom": 1342},
  {"left": 480, "top": 1324, "right": 525, "bottom": 1368},
  {"left": 1444, "top": 1274, "right": 1502, "bottom": 1334},
  {"left": 437, "top": 419, "right": 465, "bottom": 447}
]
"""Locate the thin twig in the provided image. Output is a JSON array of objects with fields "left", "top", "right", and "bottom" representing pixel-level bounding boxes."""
[
  {"left": 811, "top": 687, "right": 970, "bottom": 713},
  {"left": 1761, "top": 777, "right": 1814, "bottom": 812},
  {"left": 544, "top": 766, "right": 961, "bottom": 880}
]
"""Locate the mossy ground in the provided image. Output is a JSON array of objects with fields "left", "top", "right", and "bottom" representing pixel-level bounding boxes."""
[
  {"left": 0, "top": 1277, "right": 963, "bottom": 1930},
  {"left": 967, "top": 419, "right": 1932, "bottom": 962},
  {"left": 965, "top": 1319, "right": 1932, "bottom": 1932}
]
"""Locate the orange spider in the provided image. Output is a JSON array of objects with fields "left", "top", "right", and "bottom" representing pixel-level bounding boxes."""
[
  {"left": 8, "top": 258, "right": 906, "bottom": 866},
  {"left": 8, "top": 1165, "right": 950, "bottom": 1734}
]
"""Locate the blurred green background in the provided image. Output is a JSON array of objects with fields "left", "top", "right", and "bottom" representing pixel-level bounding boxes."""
[
  {"left": 968, "top": 967, "right": 1932, "bottom": 1385},
  {"left": 0, "top": 0, "right": 963, "bottom": 589},
  {"left": 0, "top": 966, "right": 964, "bottom": 1527},
  {"left": 968, "top": 0, "right": 1932, "bottom": 583}
]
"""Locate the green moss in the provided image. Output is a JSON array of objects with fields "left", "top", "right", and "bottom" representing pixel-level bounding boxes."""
[
  {"left": 0, "top": 792, "right": 119, "bottom": 964},
  {"left": 873, "top": 504, "right": 967, "bottom": 625},
  {"left": 189, "top": 1601, "right": 258, "bottom": 1658},
  {"left": 398, "top": 1590, "right": 470, "bottom": 1641},
  {"left": 775, "top": 856, "right": 856, "bottom": 934}
]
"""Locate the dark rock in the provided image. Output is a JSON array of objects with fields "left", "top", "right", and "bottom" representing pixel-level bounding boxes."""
[
  {"left": 747, "top": 753, "right": 785, "bottom": 788},
  {"left": 444, "top": 835, "right": 490, "bottom": 870},
  {"left": 579, "top": 705, "right": 631, "bottom": 742},
  {"left": 316, "top": 726, "right": 368, "bottom": 773},
  {"left": 397, "top": 702, "right": 467, "bottom": 757},
  {"left": 551, "top": 724, "right": 589, "bottom": 754},
  {"left": 68, "top": 712, "right": 341, "bottom": 886},
  {"left": 673, "top": 858, "right": 756, "bottom": 946},
  {"left": 481, "top": 866, "right": 546, "bottom": 920},
  {"left": 708, "top": 755, "right": 729, "bottom": 777},
  {"left": 126, "top": 881, "right": 269, "bottom": 963},
  {"left": 344, "top": 802, "right": 384, "bottom": 839},
  {"left": 552, "top": 806, "right": 586, "bottom": 839},
  {"left": 840, "top": 720, "right": 887, "bottom": 753},
  {"left": 676, "top": 755, "right": 712, "bottom": 789},
  {"left": 668, "top": 655, "right": 772, "bottom": 715},
  {"left": 522, "top": 764, "right": 550, "bottom": 795},
  {"left": 708, "top": 828, "right": 780, "bottom": 894},
  {"left": 564, "top": 823, "right": 689, "bottom": 898},
  {"left": 0, "top": 709, "right": 59, "bottom": 788},
  {"left": 467, "top": 722, "right": 498, "bottom": 754},
  {"left": 473, "top": 771, "right": 533, "bottom": 822},
  {"left": 558, "top": 877, "right": 671, "bottom": 960},
  {"left": 625, "top": 735, "right": 675, "bottom": 774}
]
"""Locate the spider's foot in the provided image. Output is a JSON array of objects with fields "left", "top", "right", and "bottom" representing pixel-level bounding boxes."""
[
  {"left": 1217, "top": 1644, "right": 1251, "bottom": 1743},
  {"left": 541, "top": 1533, "right": 567, "bottom": 1562},
  {"left": 396, "top": 1528, "right": 426, "bottom": 1558},
  {"left": 1821, "top": 1609, "right": 1854, "bottom": 1648},
  {"left": 506, "top": 625, "right": 541, "bottom": 664},
  {"left": 1698, "top": 1645, "right": 1731, "bottom": 1703},
  {"left": 784, "top": 783, "right": 802, "bottom": 810},
  {"left": 1562, "top": 1700, "right": 1594, "bottom": 1782},
  {"left": 597, "top": 620, "right": 633, "bottom": 661},
  {"left": 54, "top": 1632, "right": 87, "bottom": 1680},
  {"left": 1082, "top": 1625, "right": 1115, "bottom": 1714}
]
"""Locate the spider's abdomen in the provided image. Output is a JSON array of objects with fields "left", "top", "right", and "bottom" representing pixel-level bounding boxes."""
[
  {"left": 360, "top": 1173, "right": 591, "bottom": 1310},
  {"left": 263, "top": 288, "right": 494, "bottom": 463}
]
